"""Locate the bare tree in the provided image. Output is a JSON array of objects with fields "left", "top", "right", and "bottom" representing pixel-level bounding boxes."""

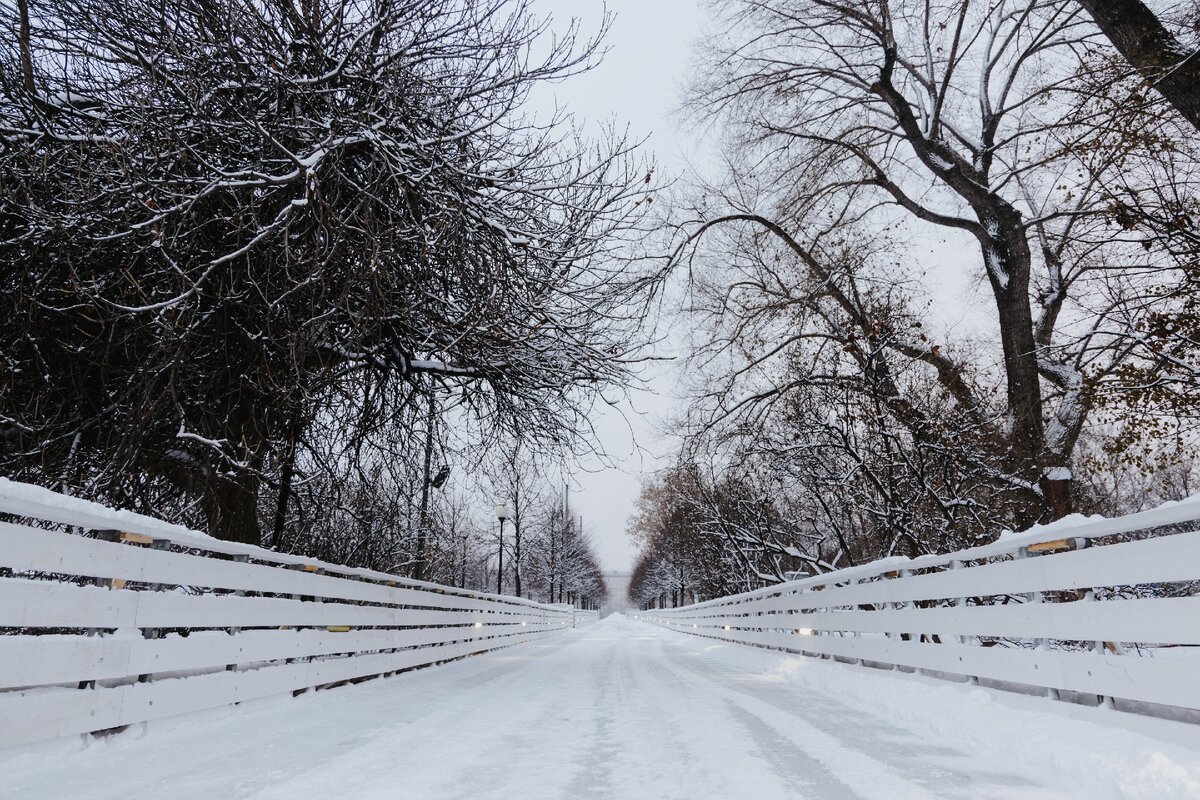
[
  {"left": 525, "top": 486, "right": 606, "bottom": 607},
  {"left": 1073, "top": 0, "right": 1200, "bottom": 131},
  {"left": 0, "top": 0, "right": 655, "bottom": 545},
  {"left": 670, "top": 0, "right": 1197, "bottom": 526}
]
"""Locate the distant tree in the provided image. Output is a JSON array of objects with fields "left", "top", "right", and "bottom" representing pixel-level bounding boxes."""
[
  {"left": 525, "top": 486, "right": 606, "bottom": 607},
  {"left": 488, "top": 440, "right": 545, "bottom": 597}
]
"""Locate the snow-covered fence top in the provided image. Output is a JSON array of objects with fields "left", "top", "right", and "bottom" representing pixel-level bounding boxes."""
[
  {"left": 636, "top": 499, "right": 1200, "bottom": 713},
  {"left": 0, "top": 479, "right": 581, "bottom": 749}
]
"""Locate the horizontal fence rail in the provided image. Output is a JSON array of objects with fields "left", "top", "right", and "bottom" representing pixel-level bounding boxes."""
[
  {"left": 636, "top": 500, "right": 1200, "bottom": 714},
  {"left": 0, "top": 480, "right": 593, "bottom": 749},
  {"left": 573, "top": 610, "right": 599, "bottom": 625}
]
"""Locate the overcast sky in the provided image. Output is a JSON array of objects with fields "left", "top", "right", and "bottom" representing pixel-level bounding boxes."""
[{"left": 528, "top": 0, "right": 707, "bottom": 573}]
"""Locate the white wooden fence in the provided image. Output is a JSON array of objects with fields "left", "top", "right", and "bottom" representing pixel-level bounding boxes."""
[
  {"left": 636, "top": 500, "right": 1200, "bottom": 713},
  {"left": 0, "top": 480, "right": 591, "bottom": 749}
]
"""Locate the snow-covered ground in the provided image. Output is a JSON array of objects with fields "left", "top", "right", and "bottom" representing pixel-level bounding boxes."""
[{"left": 4, "top": 615, "right": 1200, "bottom": 799}]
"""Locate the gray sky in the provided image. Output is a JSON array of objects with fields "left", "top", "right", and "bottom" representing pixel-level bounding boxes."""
[{"left": 530, "top": 0, "right": 707, "bottom": 572}]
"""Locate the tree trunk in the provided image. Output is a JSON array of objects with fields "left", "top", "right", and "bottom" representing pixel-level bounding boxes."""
[
  {"left": 17, "top": 0, "right": 35, "bottom": 95},
  {"left": 872, "top": 53, "right": 1066, "bottom": 523},
  {"left": 204, "top": 471, "right": 262, "bottom": 545},
  {"left": 1075, "top": 0, "right": 1200, "bottom": 132},
  {"left": 513, "top": 523, "right": 522, "bottom": 598},
  {"left": 986, "top": 209, "right": 1069, "bottom": 524},
  {"left": 270, "top": 412, "right": 302, "bottom": 547},
  {"left": 989, "top": 242, "right": 1044, "bottom": 459},
  {"left": 1040, "top": 476, "right": 1071, "bottom": 521}
]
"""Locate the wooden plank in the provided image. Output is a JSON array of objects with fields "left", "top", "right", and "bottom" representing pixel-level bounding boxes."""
[
  {"left": 0, "top": 484, "right": 556, "bottom": 612},
  {"left": 653, "top": 532, "right": 1200, "bottom": 618},
  {"left": 649, "top": 596, "right": 1200, "bottom": 645},
  {"left": 666, "top": 508, "right": 1200, "bottom": 614},
  {"left": 0, "top": 579, "right": 141, "bottom": 628},
  {"left": 0, "top": 522, "right": 558, "bottom": 616},
  {"left": 647, "top": 621, "right": 1200, "bottom": 710},
  {"left": 0, "top": 622, "right": 568, "bottom": 689},
  {"left": 0, "top": 579, "right": 565, "bottom": 630},
  {"left": 1026, "top": 538, "right": 1074, "bottom": 554},
  {"left": 0, "top": 627, "right": 564, "bottom": 748}
]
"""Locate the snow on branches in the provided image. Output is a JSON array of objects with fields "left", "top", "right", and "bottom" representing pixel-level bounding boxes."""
[{"left": 0, "top": 0, "right": 655, "bottom": 545}]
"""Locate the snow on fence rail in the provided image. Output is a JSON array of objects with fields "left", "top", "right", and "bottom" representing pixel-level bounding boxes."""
[
  {"left": 636, "top": 499, "right": 1200, "bottom": 714},
  {"left": 0, "top": 479, "right": 591, "bottom": 749}
]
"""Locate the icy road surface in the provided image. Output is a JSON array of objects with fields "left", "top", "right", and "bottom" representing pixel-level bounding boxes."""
[{"left": 4, "top": 614, "right": 1200, "bottom": 800}]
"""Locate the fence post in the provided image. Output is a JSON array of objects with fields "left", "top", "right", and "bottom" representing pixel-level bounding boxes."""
[
  {"left": 1084, "top": 589, "right": 1118, "bottom": 708},
  {"left": 844, "top": 579, "right": 864, "bottom": 666},
  {"left": 902, "top": 569, "right": 920, "bottom": 673},
  {"left": 138, "top": 538, "right": 172, "bottom": 684},
  {"left": 1018, "top": 548, "right": 1060, "bottom": 701},
  {"left": 77, "top": 530, "right": 124, "bottom": 690},
  {"left": 951, "top": 560, "right": 978, "bottom": 685},
  {"left": 226, "top": 554, "right": 250, "bottom": 672}
]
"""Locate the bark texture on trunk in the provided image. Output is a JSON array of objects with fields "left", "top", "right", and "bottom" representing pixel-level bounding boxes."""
[
  {"left": 17, "top": 0, "right": 35, "bottom": 94},
  {"left": 204, "top": 471, "right": 262, "bottom": 545},
  {"left": 271, "top": 413, "right": 302, "bottom": 547},
  {"left": 1040, "top": 477, "right": 1072, "bottom": 521},
  {"left": 985, "top": 211, "right": 1048, "bottom": 479},
  {"left": 1076, "top": 0, "right": 1200, "bottom": 131}
]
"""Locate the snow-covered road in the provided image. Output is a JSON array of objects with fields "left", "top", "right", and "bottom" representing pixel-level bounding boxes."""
[{"left": 5, "top": 614, "right": 1200, "bottom": 799}]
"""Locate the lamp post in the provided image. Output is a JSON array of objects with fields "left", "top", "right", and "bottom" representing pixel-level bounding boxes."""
[
  {"left": 494, "top": 502, "right": 509, "bottom": 595},
  {"left": 460, "top": 534, "right": 469, "bottom": 589}
]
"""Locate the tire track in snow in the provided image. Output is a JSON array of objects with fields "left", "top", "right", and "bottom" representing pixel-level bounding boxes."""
[
  {"left": 650, "top": 635, "right": 940, "bottom": 799},
  {"left": 565, "top": 623, "right": 802, "bottom": 799},
  {"left": 653, "top": 627, "right": 1067, "bottom": 799}
]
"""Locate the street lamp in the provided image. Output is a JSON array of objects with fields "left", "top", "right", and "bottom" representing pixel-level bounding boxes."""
[
  {"left": 494, "top": 502, "right": 509, "bottom": 595},
  {"left": 459, "top": 534, "right": 469, "bottom": 589}
]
